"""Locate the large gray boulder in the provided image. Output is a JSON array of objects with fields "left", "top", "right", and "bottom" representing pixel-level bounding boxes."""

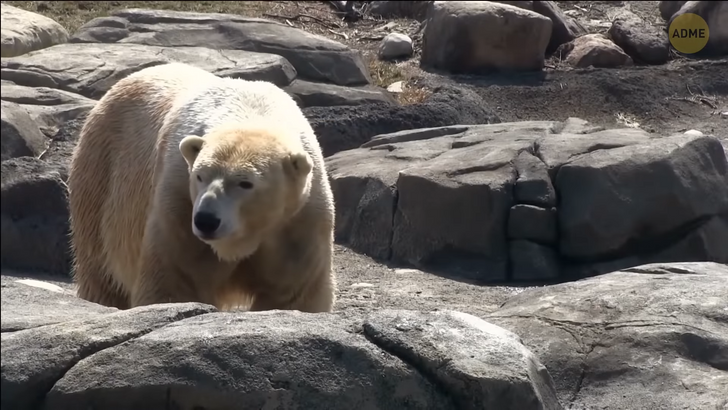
[
  {"left": 556, "top": 134, "right": 728, "bottom": 261},
  {"left": 421, "top": 1, "right": 552, "bottom": 73},
  {"left": 1, "top": 4, "right": 69, "bottom": 58}
]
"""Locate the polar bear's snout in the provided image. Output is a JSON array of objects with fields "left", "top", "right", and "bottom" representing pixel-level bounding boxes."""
[
  {"left": 193, "top": 211, "right": 221, "bottom": 237},
  {"left": 191, "top": 181, "right": 239, "bottom": 242}
]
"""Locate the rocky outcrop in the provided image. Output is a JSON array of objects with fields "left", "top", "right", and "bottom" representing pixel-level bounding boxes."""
[
  {"left": 327, "top": 119, "right": 728, "bottom": 282},
  {"left": 1, "top": 7, "right": 395, "bottom": 114},
  {"left": 1, "top": 42, "right": 298, "bottom": 98}
]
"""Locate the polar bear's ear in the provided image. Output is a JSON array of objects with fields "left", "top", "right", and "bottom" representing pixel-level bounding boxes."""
[
  {"left": 179, "top": 136, "right": 205, "bottom": 168},
  {"left": 284, "top": 151, "right": 313, "bottom": 178}
]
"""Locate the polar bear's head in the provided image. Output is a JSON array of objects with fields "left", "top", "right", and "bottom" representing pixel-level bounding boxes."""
[{"left": 179, "top": 124, "right": 313, "bottom": 262}]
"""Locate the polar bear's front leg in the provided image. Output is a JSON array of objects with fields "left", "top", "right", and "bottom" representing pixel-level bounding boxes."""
[
  {"left": 248, "top": 268, "right": 336, "bottom": 313},
  {"left": 130, "top": 226, "right": 216, "bottom": 308},
  {"left": 244, "top": 225, "right": 337, "bottom": 313}
]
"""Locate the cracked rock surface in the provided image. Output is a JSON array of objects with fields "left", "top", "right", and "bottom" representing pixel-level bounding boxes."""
[{"left": 487, "top": 262, "right": 728, "bottom": 410}]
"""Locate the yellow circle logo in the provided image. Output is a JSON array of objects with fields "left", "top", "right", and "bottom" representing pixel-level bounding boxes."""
[{"left": 669, "top": 13, "right": 709, "bottom": 54}]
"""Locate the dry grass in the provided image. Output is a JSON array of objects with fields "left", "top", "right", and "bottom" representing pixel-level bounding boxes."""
[
  {"left": 5, "top": 0, "right": 430, "bottom": 105},
  {"left": 367, "top": 56, "right": 431, "bottom": 104}
]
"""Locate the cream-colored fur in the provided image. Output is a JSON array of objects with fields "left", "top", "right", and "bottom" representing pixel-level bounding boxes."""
[{"left": 68, "top": 62, "right": 336, "bottom": 312}]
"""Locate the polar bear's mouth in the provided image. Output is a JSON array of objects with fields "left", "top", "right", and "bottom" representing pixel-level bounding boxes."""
[{"left": 207, "top": 237, "right": 260, "bottom": 262}]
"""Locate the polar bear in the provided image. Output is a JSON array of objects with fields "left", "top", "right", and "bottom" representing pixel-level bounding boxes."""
[{"left": 67, "top": 62, "right": 336, "bottom": 313}]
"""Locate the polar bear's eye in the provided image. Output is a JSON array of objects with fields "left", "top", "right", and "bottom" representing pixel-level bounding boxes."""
[
  {"left": 238, "top": 181, "right": 254, "bottom": 190},
  {"left": 196, "top": 175, "right": 202, "bottom": 182}
]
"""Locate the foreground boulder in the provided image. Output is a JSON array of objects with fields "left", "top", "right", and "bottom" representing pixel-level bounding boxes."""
[
  {"left": 1, "top": 275, "right": 116, "bottom": 332},
  {"left": 0, "top": 282, "right": 561, "bottom": 410},
  {"left": 421, "top": 1, "right": 552, "bottom": 73},
  {"left": 2, "top": 261, "right": 724, "bottom": 409},
  {"left": 327, "top": 119, "right": 728, "bottom": 282},
  {"left": 1, "top": 4, "right": 69, "bottom": 58}
]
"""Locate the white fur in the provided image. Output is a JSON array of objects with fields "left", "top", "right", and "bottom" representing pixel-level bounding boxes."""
[{"left": 69, "top": 62, "right": 336, "bottom": 311}]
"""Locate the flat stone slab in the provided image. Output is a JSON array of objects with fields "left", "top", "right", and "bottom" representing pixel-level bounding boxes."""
[
  {"left": 1, "top": 82, "right": 96, "bottom": 136},
  {"left": 70, "top": 8, "right": 371, "bottom": 86},
  {"left": 1, "top": 42, "right": 297, "bottom": 99},
  {"left": 285, "top": 79, "right": 397, "bottom": 108}
]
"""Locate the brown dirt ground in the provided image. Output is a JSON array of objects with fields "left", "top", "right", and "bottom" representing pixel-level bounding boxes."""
[{"left": 1, "top": 244, "right": 523, "bottom": 317}]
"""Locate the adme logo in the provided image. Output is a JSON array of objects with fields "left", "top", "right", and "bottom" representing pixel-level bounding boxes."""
[{"left": 668, "top": 13, "right": 709, "bottom": 54}]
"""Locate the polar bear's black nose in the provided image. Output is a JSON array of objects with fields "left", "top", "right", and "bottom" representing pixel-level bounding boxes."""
[{"left": 194, "top": 211, "right": 221, "bottom": 235}]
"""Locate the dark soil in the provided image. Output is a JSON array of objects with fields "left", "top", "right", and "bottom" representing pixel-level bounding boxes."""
[{"left": 428, "top": 59, "right": 728, "bottom": 136}]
